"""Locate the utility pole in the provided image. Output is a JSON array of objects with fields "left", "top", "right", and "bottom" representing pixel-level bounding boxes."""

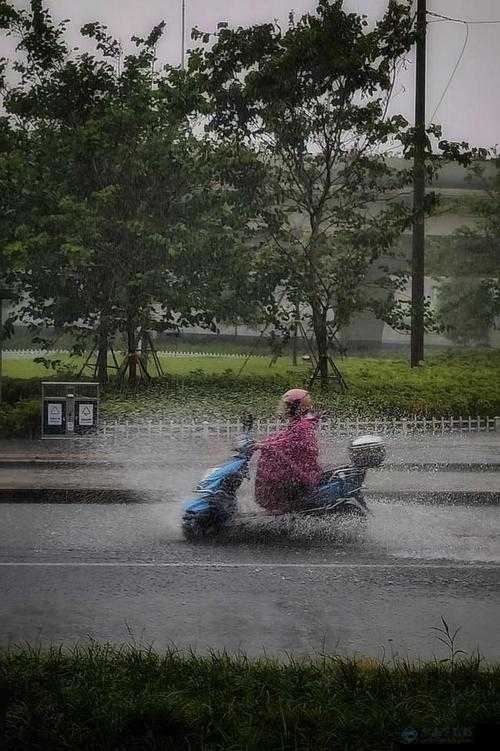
[
  {"left": 181, "top": 0, "right": 186, "bottom": 69},
  {"left": 410, "top": 0, "right": 427, "bottom": 367},
  {"left": 0, "top": 293, "right": 3, "bottom": 404}
]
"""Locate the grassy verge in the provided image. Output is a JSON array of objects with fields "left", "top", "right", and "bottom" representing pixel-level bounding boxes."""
[
  {"left": 1, "top": 645, "right": 498, "bottom": 750},
  {"left": 102, "top": 350, "right": 500, "bottom": 420},
  {"left": 1, "top": 350, "right": 500, "bottom": 437}
]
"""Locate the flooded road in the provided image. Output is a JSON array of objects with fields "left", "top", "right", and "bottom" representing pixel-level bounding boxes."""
[
  {"left": 0, "top": 499, "right": 499, "bottom": 564},
  {"left": 0, "top": 499, "right": 499, "bottom": 660},
  {"left": 1, "top": 432, "right": 499, "bottom": 659}
]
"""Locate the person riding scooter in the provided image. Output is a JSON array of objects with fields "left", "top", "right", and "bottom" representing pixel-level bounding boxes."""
[
  {"left": 182, "top": 394, "right": 385, "bottom": 538},
  {"left": 253, "top": 389, "right": 323, "bottom": 513}
]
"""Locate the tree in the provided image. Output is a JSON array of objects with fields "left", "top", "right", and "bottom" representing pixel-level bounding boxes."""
[
  {"left": 187, "top": 1, "right": 428, "bottom": 387},
  {"left": 430, "top": 159, "right": 500, "bottom": 345},
  {"left": 189, "top": 0, "right": 485, "bottom": 386},
  {"left": 0, "top": 2, "right": 265, "bottom": 384}
]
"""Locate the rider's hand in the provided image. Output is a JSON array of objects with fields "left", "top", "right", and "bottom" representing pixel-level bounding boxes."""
[{"left": 235, "top": 438, "right": 256, "bottom": 454}]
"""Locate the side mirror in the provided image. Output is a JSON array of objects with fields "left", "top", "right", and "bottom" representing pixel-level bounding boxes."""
[{"left": 241, "top": 412, "right": 254, "bottom": 431}]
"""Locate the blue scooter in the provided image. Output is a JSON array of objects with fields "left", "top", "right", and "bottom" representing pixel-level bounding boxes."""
[{"left": 181, "top": 416, "right": 386, "bottom": 541}]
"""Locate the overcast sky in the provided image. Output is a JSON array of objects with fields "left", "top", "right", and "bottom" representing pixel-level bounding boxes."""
[{"left": 3, "top": 1, "right": 499, "bottom": 148}]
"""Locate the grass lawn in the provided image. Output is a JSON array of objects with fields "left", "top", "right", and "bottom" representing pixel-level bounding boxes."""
[
  {"left": 2, "top": 356, "right": 73, "bottom": 380},
  {"left": 2, "top": 353, "right": 294, "bottom": 379},
  {"left": 0, "top": 645, "right": 498, "bottom": 750},
  {"left": 2, "top": 350, "right": 500, "bottom": 431}
]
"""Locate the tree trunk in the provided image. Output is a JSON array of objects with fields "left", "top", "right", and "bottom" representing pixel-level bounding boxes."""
[
  {"left": 127, "top": 320, "right": 137, "bottom": 386},
  {"left": 140, "top": 329, "right": 149, "bottom": 370},
  {"left": 96, "top": 321, "right": 109, "bottom": 387},
  {"left": 311, "top": 300, "right": 329, "bottom": 389},
  {"left": 306, "top": 231, "right": 330, "bottom": 389}
]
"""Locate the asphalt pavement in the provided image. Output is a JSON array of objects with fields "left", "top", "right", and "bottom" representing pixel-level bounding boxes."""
[
  {"left": 1, "top": 432, "right": 500, "bottom": 504},
  {"left": 1, "top": 432, "right": 499, "bottom": 659}
]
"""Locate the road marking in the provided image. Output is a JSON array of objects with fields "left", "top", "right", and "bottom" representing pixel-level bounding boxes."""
[{"left": 0, "top": 562, "right": 498, "bottom": 569}]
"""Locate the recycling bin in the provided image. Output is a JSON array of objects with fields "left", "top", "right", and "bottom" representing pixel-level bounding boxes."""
[
  {"left": 43, "top": 399, "right": 67, "bottom": 436},
  {"left": 42, "top": 382, "right": 99, "bottom": 439},
  {"left": 75, "top": 399, "right": 98, "bottom": 435}
]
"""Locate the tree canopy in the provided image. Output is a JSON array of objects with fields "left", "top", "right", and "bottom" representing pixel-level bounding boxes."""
[
  {"left": 0, "top": 1, "right": 265, "bottom": 382},
  {"left": 187, "top": 0, "right": 471, "bottom": 385},
  {"left": 429, "top": 159, "right": 500, "bottom": 345},
  {"left": 0, "top": 1, "right": 490, "bottom": 387}
]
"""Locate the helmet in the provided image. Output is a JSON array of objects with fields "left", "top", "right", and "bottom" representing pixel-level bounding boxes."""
[{"left": 279, "top": 388, "right": 312, "bottom": 417}]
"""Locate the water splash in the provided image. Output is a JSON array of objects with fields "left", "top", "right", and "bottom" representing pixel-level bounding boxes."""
[
  {"left": 368, "top": 500, "right": 500, "bottom": 563},
  {"left": 59, "top": 426, "right": 500, "bottom": 563}
]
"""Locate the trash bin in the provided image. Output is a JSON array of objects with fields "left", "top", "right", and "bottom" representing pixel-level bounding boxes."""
[
  {"left": 41, "top": 382, "right": 99, "bottom": 439},
  {"left": 75, "top": 399, "right": 98, "bottom": 434},
  {"left": 43, "top": 398, "right": 67, "bottom": 436}
]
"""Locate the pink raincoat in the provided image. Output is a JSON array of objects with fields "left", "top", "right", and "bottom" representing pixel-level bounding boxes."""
[{"left": 255, "top": 415, "right": 322, "bottom": 512}]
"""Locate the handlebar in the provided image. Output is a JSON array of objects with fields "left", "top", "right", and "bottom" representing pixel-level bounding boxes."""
[
  {"left": 233, "top": 438, "right": 255, "bottom": 456},
  {"left": 241, "top": 412, "right": 254, "bottom": 432}
]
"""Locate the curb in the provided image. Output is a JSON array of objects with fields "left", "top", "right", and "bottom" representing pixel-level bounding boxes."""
[
  {"left": 0, "top": 488, "right": 498, "bottom": 505},
  {"left": 1, "top": 459, "right": 499, "bottom": 472},
  {"left": 381, "top": 462, "right": 500, "bottom": 472},
  {"left": 366, "top": 491, "right": 500, "bottom": 506},
  {"left": 0, "top": 488, "right": 148, "bottom": 503}
]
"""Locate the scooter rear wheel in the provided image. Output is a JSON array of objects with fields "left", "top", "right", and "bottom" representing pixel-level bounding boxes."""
[{"left": 342, "top": 493, "right": 368, "bottom": 518}]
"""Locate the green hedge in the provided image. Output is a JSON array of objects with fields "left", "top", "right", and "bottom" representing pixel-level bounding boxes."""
[
  {"left": 0, "top": 377, "right": 41, "bottom": 403},
  {"left": 102, "top": 355, "right": 500, "bottom": 421},
  {"left": 0, "top": 400, "right": 40, "bottom": 438},
  {"left": 0, "top": 647, "right": 498, "bottom": 750},
  {"left": 2, "top": 352, "right": 499, "bottom": 437}
]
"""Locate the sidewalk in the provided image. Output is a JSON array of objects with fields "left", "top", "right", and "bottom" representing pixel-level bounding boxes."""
[
  {"left": 1, "top": 433, "right": 499, "bottom": 469},
  {"left": 1, "top": 440, "right": 500, "bottom": 504},
  {"left": 1, "top": 433, "right": 499, "bottom": 506}
]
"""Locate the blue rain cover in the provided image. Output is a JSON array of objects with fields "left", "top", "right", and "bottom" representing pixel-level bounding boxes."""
[
  {"left": 196, "top": 457, "right": 247, "bottom": 495},
  {"left": 183, "top": 497, "right": 211, "bottom": 514}
]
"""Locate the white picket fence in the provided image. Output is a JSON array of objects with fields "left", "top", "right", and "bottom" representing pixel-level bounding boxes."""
[
  {"left": 157, "top": 351, "right": 265, "bottom": 358},
  {"left": 98, "top": 415, "right": 499, "bottom": 438},
  {"left": 3, "top": 349, "right": 71, "bottom": 357},
  {"left": 3, "top": 348, "right": 264, "bottom": 359}
]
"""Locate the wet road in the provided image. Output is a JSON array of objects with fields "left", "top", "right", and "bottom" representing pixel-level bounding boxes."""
[
  {"left": 1, "top": 432, "right": 499, "bottom": 658},
  {"left": 2, "top": 433, "right": 500, "bottom": 503},
  {"left": 1, "top": 499, "right": 499, "bottom": 659}
]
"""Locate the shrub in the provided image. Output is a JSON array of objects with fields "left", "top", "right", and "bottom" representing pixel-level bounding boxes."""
[
  {"left": 3, "top": 352, "right": 500, "bottom": 429},
  {"left": 100, "top": 355, "right": 500, "bottom": 421},
  {"left": 0, "top": 400, "right": 41, "bottom": 438},
  {"left": 0, "top": 377, "right": 41, "bottom": 403}
]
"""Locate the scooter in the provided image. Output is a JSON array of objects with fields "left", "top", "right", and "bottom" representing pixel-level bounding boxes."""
[{"left": 181, "top": 417, "right": 386, "bottom": 541}]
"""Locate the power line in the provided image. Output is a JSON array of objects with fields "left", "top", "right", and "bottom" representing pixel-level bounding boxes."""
[
  {"left": 426, "top": 8, "right": 500, "bottom": 120},
  {"left": 429, "top": 20, "right": 469, "bottom": 121},
  {"left": 427, "top": 10, "right": 500, "bottom": 24},
  {"left": 181, "top": 0, "right": 186, "bottom": 70}
]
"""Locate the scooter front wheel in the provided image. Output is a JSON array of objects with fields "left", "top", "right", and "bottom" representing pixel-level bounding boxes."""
[{"left": 182, "top": 514, "right": 222, "bottom": 541}]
